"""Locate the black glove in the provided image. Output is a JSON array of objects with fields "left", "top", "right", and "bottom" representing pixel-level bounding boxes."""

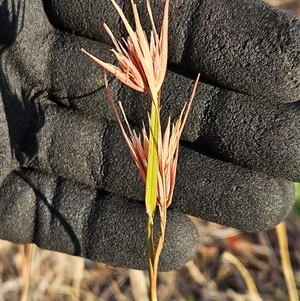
[{"left": 0, "top": 0, "right": 299, "bottom": 271}]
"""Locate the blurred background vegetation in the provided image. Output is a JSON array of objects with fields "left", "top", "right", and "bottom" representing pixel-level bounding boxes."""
[{"left": 293, "top": 183, "right": 300, "bottom": 219}]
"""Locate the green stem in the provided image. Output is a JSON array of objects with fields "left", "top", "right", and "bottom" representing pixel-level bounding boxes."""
[
  {"left": 145, "top": 91, "right": 160, "bottom": 301},
  {"left": 147, "top": 217, "right": 157, "bottom": 301},
  {"left": 145, "top": 93, "right": 160, "bottom": 219}
]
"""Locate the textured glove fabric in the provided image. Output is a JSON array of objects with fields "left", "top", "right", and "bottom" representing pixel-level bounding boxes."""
[
  {"left": 0, "top": 0, "right": 299, "bottom": 270},
  {"left": 0, "top": 169, "right": 199, "bottom": 270},
  {"left": 43, "top": 0, "right": 300, "bottom": 102}
]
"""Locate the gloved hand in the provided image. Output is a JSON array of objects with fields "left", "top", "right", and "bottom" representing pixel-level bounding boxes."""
[{"left": 0, "top": 0, "right": 299, "bottom": 271}]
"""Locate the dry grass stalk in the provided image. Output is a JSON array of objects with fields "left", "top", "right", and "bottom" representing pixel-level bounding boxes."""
[
  {"left": 257, "top": 232, "right": 279, "bottom": 267},
  {"left": 128, "top": 269, "right": 149, "bottom": 301},
  {"left": 185, "top": 260, "right": 207, "bottom": 286},
  {"left": 157, "top": 271, "right": 177, "bottom": 300},
  {"left": 1, "top": 216, "right": 300, "bottom": 300},
  {"left": 72, "top": 257, "right": 84, "bottom": 301},
  {"left": 275, "top": 222, "right": 299, "bottom": 301},
  {"left": 19, "top": 244, "right": 36, "bottom": 301},
  {"left": 221, "top": 251, "right": 263, "bottom": 301}
]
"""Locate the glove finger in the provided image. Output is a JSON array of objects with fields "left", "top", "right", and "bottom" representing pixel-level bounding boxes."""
[
  {"left": 26, "top": 101, "right": 294, "bottom": 232},
  {"left": 0, "top": 89, "right": 14, "bottom": 183},
  {"left": 0, "top": 169, "right": 199, "bottom": 271},
  {"left": 49, "top": 32, "right": 123, "bottom": 118},
  {"left": 200, "top": 89, "right": 300, "bottom": 182},
  {"left": 2, "top": 0, "right": 53, "bottom": 90},
  {"left": 36, "top": 50, "right": 300, "bottom": 181},
  {"left": 44, "top": 0, "right": 300, "bottom": 102},
  {"left": 49, "top": 32, "right": 201, "bottom": 134},
  {"left": 102, "top": 125, "right": 295, "bottom": 232},
  {"left": 174, "top": 145, "right": 294, "bottom": 232},
  {"left": 48, "top": 27, "right": 300, "bottom": 181},
  {"left": 1, "top": 0, "right": 54, "bottom": 183}
]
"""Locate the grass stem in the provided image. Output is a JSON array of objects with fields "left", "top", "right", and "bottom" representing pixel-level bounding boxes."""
[{"left": 276, "top": 222, "right": 299, "bottom": 301}]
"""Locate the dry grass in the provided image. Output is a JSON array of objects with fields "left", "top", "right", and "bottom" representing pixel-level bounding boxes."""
[{"left": 1, "top": 216, "right": 300, "bottom": 301}]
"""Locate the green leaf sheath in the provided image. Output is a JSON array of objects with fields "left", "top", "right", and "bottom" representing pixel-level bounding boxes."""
[{"left": 145, "top": 92, "right": 160, "bottom": 219}]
